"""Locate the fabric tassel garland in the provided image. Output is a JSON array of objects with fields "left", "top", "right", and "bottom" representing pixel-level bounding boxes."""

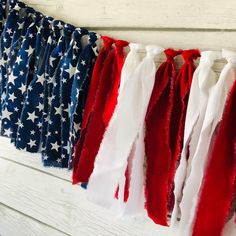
[{"left": 1, "top": 1, "right": 236, "bottom": 233}]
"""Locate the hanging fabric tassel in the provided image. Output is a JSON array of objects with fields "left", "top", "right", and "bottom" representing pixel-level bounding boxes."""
[
  {"left": 40, "top": 20, "right": 65, "bottom": 163},
  {"left": 175, "top": 49, "right": 236, "bottom": 236},
  {"left": 192, "top": 79, "right": 236, "bottom": 236},
  {"left": 1, "top": 9, "right": 42, "bottom": 141},
  {"left": 0, "top": 1, "right": 27, "bottom": 119},
  {"left": 170, "top": 50, "right": 222, "bottom": 227},
  {"left": 40, "top": 20, "right": 64, "bottom": 160},
  {"left": 86, "top": 45, "right": 164, "bottom": 208},
  {"left": 68, "top": 32, "right": 99, "bottom": 169},
  {"left": 167, "top": 49, "right": 200, "bottom": 221},
  {"left": 107, "top": 43, "right": 145, "bottom": 214},
  {"left": 72, "top": 36, "right": 115, "bottom": 179},
  {"left": 43, "top": 22, "right": 75, "bottom": 167},
  {"left": 72, "top": 39, "right": 128, "bottom": 182},
  {"left": 15, "top": 16, "right": 53, "bottom": 152},
  {"left": 144, "top": 48, "right": 182, "bottom": 226},
  {"left": 60, "top": 27, "right": 88, "bottom": 168}
]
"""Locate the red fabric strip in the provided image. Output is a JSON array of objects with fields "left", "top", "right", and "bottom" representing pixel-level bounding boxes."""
[
  {"left": 144, "top": 48, "right": 182, "bottom": 226},
  {"left": 168, "top": 49, "right": 200, "bottom": 212},
  {"left": 72, "top": 36, "right": 115, "bottom": 184},
  {"left": 72, "top": 39, "right": 128, "bottom": 184}
]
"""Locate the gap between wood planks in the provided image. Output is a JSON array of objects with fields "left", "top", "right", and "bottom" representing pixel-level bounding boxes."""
[{"left": 0, "top": 202, "right": 70, "bottom": 236}]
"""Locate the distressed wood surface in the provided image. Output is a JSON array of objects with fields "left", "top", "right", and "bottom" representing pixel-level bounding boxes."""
[
  {"left": 21, "top": 0, "right": 236, "bottom": 30},
  {"left": 0, "top": 137, "right": 71, "bottom": 182},
  {"left": 0, "top": 204, "right": 67, "bottom": 236},
  {"left": 0, "top": 154, "right": 173, "bottom": 236}
]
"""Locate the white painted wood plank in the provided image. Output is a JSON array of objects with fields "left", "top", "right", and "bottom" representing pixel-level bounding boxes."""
[
  {"left": 98, "top": 31, "right": 236, "bottom": 51},
  {"left": 21, "top": 0, "right": 236, "bottom": 30},
  {"left": 0, "top": 155, "right": 234, "bottom": 236},
  {"left": 0, "top": 136, "right": 71, "bottom": 181},
  {"left": 0, "top": 157, "right": 173, "bottom": 236},
  {"left": 0, "top": 204, "right": 67, "bottom": 236}
]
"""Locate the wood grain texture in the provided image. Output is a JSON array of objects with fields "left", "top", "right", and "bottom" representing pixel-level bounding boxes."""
[
  {"left": 0, "top": 157, "right": 172, "bottom": 236},
  {"left": 0, "top": 137, "right": 71, "bottom": 182},
  {"left": 21, "top": 0, "right": 236, "bottom": 30},
  {"left": 0, "top": 204, "right": 67, "bottom": 236}
]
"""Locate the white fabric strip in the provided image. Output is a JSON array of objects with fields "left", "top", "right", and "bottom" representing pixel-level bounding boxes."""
[
  {"left": 86, "top": 45, "right": 164, "bottom": 208},
  {"left": 119, "top": 124, "right": 146, "bottom": 216},
  {"left": 177, "top": 49, "right": 236, "bottom": 236},
  {"left": 170, "top": 51, "right": 222, "bottom": 227}
]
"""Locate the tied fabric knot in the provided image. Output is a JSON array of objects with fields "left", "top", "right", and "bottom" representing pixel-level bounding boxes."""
[
  {"left": 88, "top": 31, "right": 99, "bottom": 45},
  {"left": 13, "top": 1, "right": 26, "bottom": 12},
  {"left": 165, "top": 48, "right": 183, "bottom": 61},
  {"left": 63, "top": 23, "right": 75, "bottom": 37},
  {"left": 198, "top": 51, "right": 222, "bottom": 91},
  {"left": 52, "top": 20, "right": 65, "bottom": 36},
  {"left": 223, "top": 49, "right": 236, "bottom": 66},
  {"left": 129, "top": 42, "right": 144, "bottom": 52},
  {"left": 145, "top": 45, "right": 165, "bottom": 58},
  {"left": 115, "top": 40, "right": 129, "bottom": 55},
  {"left": 199, "top": 51, "right": 222, "bottom": 66},
  {"left": 102, "top": 35, "right": 116, "bottom": 49},
  {"left": 40, "top": 16, "right": 53, "bottom": 34},
  {"left": 182, "top": 49, "right": 201, "bottom": 63},
  {"left": 73, "top": 27, "right": 88, "bottom": 40},
  {"left": 180, "top": 49, "right": 201, "bottom": 99}
]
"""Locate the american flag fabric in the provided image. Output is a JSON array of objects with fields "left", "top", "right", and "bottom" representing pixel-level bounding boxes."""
[{"left": 0, "top": 1, "right": 100, "bottom": 169}]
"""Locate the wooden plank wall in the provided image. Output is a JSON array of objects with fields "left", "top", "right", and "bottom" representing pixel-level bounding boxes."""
[{"left": 1, "top": 0, "right": 236, "bottom": 235}]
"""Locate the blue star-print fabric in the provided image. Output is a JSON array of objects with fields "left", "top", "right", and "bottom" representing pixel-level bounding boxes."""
[
  {"left": 42, "top": 23, "right": 75, "bottom": 167},
  {"left": 15, "top": 16, "right": 53, "bottom": 152},
  {"left": 0, "top": 1, "right": 101, "bottom": 169},
  {"left": 40, "top": 20, "right": 64, "bottom": 157},
  {"left": 59, "top": 28, "right": 88, "bottom": 168},
  {"left": 68, "top": 32, "right": 99, "bottom": 168},
  {"left": 0, "top": 0, "right": 7, "bottom": 36},
  {"left": 0, "top": 1, "right": 27, "bottom": 119},
  {"left": 1, "top": 9, "right": 42, "bottom": 140}
]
